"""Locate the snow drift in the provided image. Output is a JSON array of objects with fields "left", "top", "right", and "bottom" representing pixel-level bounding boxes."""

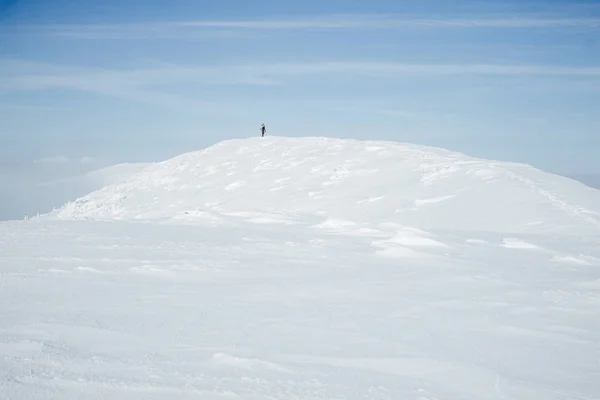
[{"left": 51, "top": 136, "right": 600, "bottom": 235}]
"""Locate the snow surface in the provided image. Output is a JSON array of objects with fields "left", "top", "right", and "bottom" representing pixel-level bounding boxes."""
[
  {"left": 2, "top": 137, "right": 600, "bottom": 399},
  {"left": 51, "top": 137, "right": 600, "bottom": 235}
]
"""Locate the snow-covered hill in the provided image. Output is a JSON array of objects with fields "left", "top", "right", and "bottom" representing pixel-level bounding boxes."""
[
  {"left": 52, "top": 136, "right": 600, "bottom": 235},
  {"left": 2, "top": 137, "right": 600, "bottom": 399}
]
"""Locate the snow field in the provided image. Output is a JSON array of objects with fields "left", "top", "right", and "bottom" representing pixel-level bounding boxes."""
[{"left": 2, "top": 136, "right": 600, "bottom": 399}]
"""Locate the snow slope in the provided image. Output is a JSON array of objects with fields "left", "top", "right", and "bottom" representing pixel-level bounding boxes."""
[
  {"left": 2, "top": 137, "right": 600, "bottom": 399},
  {"left": 51, "top": 137, "right": 600, "bottom": 235}
]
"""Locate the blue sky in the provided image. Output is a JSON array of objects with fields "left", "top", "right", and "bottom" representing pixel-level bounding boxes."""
[{"left": 0, "top": 0, "right": 599, "bottom": 174}]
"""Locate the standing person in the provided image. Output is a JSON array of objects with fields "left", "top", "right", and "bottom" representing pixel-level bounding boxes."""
[{"left": 261, "top": 123, "right": 266, "bottom": 137}]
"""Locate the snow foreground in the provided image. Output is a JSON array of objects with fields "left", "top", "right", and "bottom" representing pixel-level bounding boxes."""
[
  {"left": 1, "top": 137, "right": 600, "bottom": 399},
  {"left": 50, "top": 136, "right": 600, "bottom": 234}
]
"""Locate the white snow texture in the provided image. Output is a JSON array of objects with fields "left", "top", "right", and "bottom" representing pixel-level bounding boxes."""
[{"left": 2, "top": 136, "right": 600, "bottom": 400}]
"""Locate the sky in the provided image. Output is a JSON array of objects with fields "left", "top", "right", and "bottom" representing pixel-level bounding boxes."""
[{"left": 0, "top": 0, "right": 599, "bottom": 218}]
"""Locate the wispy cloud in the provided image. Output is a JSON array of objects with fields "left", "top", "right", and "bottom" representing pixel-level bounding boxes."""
[
  {"left": 0, "top": 59, "right": 280, "bottom": 111},
  {"left": 179, "top": 16, "right": 600, "bottom": 29},
  {"left": 32, "top": 156, "right": 96, "bottom": 164},
  {"left": 0, "top": 102, "right": 68, "bottom": 113},
  {"left": 32, "top": 156, "right": 71, "bottom": 164},
  {"left": 1, "top": 60, "right": 599, "bottom": 110},
  {"left": 376, "top": 108, "right": 459, "bottom": 121},
  {"left": 250, "top": 62, "right": 600, "bottom": 77},
  {"left": 8, "top": 15, "right": 600, "bottom": 40},
  {"left": 377, "top": 109, "right": 420, "bottom": 118}
]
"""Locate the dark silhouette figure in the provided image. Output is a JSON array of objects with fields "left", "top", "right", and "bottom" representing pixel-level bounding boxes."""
[{"left": 261, "top": 123, "right": 266, "bottom": 137}]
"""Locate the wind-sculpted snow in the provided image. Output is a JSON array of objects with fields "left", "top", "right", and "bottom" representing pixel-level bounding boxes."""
[
  {"left": 51, "top": 137, "right": 600, "bottom": 235},
  {"left": 1, "top": 219, "right": 599, "bottom": 399},
  {"left": 3, "top": 137, "right": 600, "bottom": 399}
]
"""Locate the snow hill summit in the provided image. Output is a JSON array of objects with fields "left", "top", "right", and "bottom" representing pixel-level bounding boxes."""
[
  {"left": 51, "top": 136, "right": 600, "bottom": 235},
  {"left": 4, "top": 136, "right": 600, "bottom": 399}
]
